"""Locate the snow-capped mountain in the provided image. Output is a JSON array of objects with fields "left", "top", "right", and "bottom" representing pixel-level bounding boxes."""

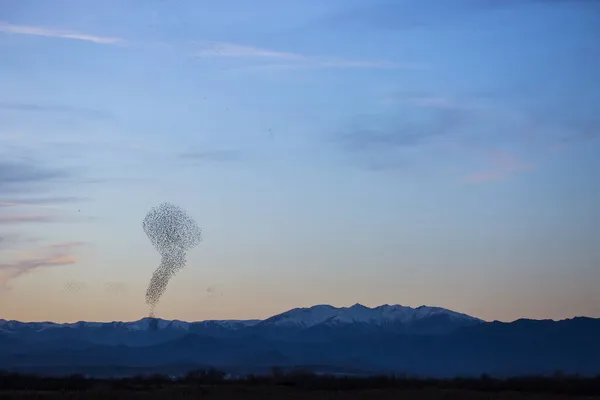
[
  {"left": 1, "top": 307, "right": 598, "bottom": 378},
  {"left": 0, "top": 303, "right": 482, "bottom": 342},
  {"left": 259, "top": 303, "right": 482, "bottom": 328}
]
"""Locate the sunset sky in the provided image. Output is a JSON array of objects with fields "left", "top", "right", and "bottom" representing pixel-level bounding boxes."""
[{"left": 1, "top": 0, "right": 599, "bottom": 323}]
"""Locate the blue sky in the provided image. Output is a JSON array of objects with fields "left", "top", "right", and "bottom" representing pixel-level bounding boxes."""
[{"left": 0, "top": 0, "right": 599, "bottom": 323}]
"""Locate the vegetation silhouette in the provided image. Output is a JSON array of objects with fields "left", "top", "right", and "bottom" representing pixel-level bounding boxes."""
[{"left": 1, "top": 369, "right": 599, "bottom": 398}]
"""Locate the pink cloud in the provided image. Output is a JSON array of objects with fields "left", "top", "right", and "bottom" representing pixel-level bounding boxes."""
[
  {"left": 463, "top": 150, "right": 535, "bottom": 183},
  {"left": 0, "top": 255, "right": 77, "bottom": 289},
  {"left": 0, "top": 242, "right": 83, "bottom": 289}
]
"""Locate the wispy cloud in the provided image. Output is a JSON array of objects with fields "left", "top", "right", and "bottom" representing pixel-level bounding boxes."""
[
  {"left": 331, "top": 105, "right": 466, "bottom": 172},
  {"left": 374, "top": 90, "right": 599, "bottom": 181},
  {"left": 554, "top": 116, "right": 600, "bottom": 144},
  {"left": 463, "top": 150, "right": 535, "bottom": 183},
  {"left": 0, "top": 255, "right": 77, "bottom": 272},
  {"left": 332, "top": 91, "right": 552, "bottom": 177},
  {"left": 0, "top": 101, "right": 113, "bottom": 120},
  {"left": 0, "top": 196, "right": 87, "bottom": 209},
  {"left": 1, "top": 21, "right": 415, "bottom": 70},
  {"left": 0, "top": 201, "right": 60, "bottom": 209},
  {"left": 0, "top": 214, "right": 58, "bottom": 224},
  {"left": 0, "top": 234, "right": 41, "bottom": 248},
  {"left": 179, "top": 149, "right": 242, "bottom": 163},
  {"left": 0, "top": 242, "right": 83, "bottom": 289},
  {"left": 393, "top": 91, "right": 600, "bottom": 146},
  {"left": 385, "top": 92, "right": 488, "bottom": 111},
  {"left": 0, "top": 159, "right": 87, "bottom": 228},
  {"left": 50, "top": 241, "right": 87, "bottom": 249},
  {"left": 0, "top": 255, "right": 77, "bottom": 288},
  {"left": 337, "top": 108, "right": 464, "bottom": 153},
  {"left": 0, "top": 158, "right": 89, "bottom": 203},
  {"left": 192, "top": 41, "right": 419, "bottom": 70},
  {"left": 0, "top": 159, "right": 71, "bottom": 189},
  {"left": 0, "top": 159, "right": 84, "bottom": 224},
  {"left": 315, "top": 59, "right": 412, "bottom": 69},
  {"left": 0, "top": 196, "right": 88, "bottom": 213},
  {"left": 0, "top": 21, "right": 125, "bottom": 45},
  {"left": 194, "top": 42, "right": 306, "bottom": 60},
  {"left": 241, "top": 59, "right": 420, "bottom": 71}
]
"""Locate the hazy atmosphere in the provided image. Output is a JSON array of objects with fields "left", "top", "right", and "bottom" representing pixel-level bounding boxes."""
[{"left": 1, "top": 0, "right": 599, "bottom": 324}]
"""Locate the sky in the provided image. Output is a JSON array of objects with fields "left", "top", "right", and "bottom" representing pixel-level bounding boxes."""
[{"left": 0, "top": 0, "right": 599, "bottom": 324}]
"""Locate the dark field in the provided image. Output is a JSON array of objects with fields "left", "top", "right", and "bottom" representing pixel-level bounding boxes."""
[
  {"left": 1, "top": 387, "right": 596, "bottom": 399},
  {"left": 1, "top": 371, "right": 600, "bottom": 399}
]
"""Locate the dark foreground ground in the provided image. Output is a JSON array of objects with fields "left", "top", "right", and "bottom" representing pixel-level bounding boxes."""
[
  {"left": 2, "top": 386, "right": 599, "bottom": 400},
  {"left": 1, "top": 371, "right": 599, "bottom": 399}
]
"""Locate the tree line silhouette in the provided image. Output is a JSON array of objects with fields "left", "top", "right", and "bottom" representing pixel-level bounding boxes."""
[{"left": 0, "top": 369, "right": 599, "bottom": 396}]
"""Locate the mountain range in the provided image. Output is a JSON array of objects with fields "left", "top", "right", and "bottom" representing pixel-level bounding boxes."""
[{"left": 1, "top": 303, "right": 599, "bottom": 378}]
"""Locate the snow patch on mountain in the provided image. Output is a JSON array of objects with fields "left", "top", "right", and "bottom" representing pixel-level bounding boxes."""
[
  {"left": 261, "top": 304, "right": 482, "bottom": 328},
  {"left": 261, "top": 305, "right": 341, "bottom": 328}
]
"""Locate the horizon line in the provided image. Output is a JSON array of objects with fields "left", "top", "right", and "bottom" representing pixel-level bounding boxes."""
[{"left": 2, "top": 302, "right": 596, "bottom": 325}]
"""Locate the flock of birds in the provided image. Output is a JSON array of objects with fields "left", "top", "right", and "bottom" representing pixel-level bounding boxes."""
[
  {"left": 142, "top": 202, "right": 202, "bottom": 319},
  {"left": 54, "top": 202, "right": 203, "bottom": 323}
]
